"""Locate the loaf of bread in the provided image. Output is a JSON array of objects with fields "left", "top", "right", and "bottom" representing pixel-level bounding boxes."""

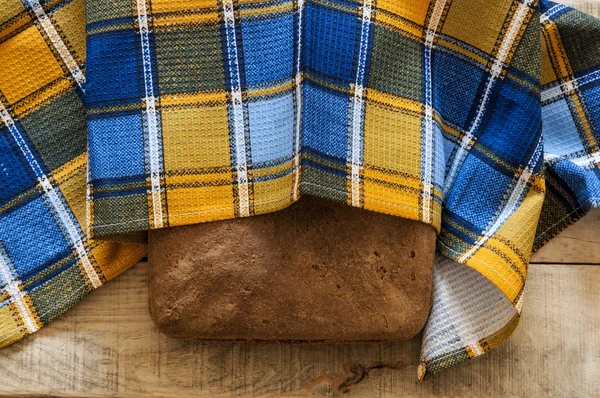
[{"left": 148, "top": 196, "right": 436, "bottom": 342}]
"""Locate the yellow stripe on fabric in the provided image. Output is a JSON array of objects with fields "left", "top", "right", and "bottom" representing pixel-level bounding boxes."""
[
  {"left": 0, "top": 11, "right": 30, "bottom": 42},
  {"left": 482, "top": 237, "right": 528, "bottom": 278},
  {"left": 492, "top": 177, "right": 545, "bottom": 265},
  {"left": 251, "top": 159, "right": 295, "bottom": 179},
  {"left": 91, "top": 241, "right": 147, "bottom": 281},
  {"left": 479, "top": 311, "right": 520, "bottom": 350},
  {"left": 365, "top": 89, "right": 468, "bottom": 163},
  {"left": 151, "top": 0, "right": 218, "bottom": 13},
  {"left": 0, "top": 305, "right": 25, "bottom": 348},
  {"left": 10, "top": 76, "right": 71, "bottom": 117},
  {"left": 51, "top": 0, "right": 87, "bottom": 60},
  {"left": 363, "top": 103, "right": 422, "bottom": 177},
  {"left": 541, "top": 26, "right": 558, "bottom": 86},
  {"left": 465, "top": 184, "right": 545, "bottom": 304},
  {"left": 165, "top": 184, "right": 235, "bottom": 227},
  {"left": 442, "top": 0, "right": 514, "bottom": 55},
  {"left": 308, "top": 0, "right": 355, "bottom": 15},
  {"left": 436, "top": 37, "right": 490, "bottom": 69},
  {"left": 55, "top": 154, "right": 88, "bottom": 228},
  {"left": 165, "top": 171, "right": 232, "bottom": 187},
  {"left": 239, "top": 2, "right": 294, "bottom": 18},
  {"left": 238, "top": 0, "right": 288, "bottom": 5},
  {"left": 463, "top": 246, "right": 524, "bottom": 303},
  {"left": 376, "top": 0, "right": 429, "bottom": 26},
  {"left": 0, "top": 0, "right": 26, "bottom": 25},
  {"left": 161, "top": 90, "right": 227, "bottom": 108},
  {"left": 543, "top": 21, "right": 573, "bottom": 80},
  {"left": 465, "top": 311, "right": 520, "bottom": 358},
  {"left": 363, "top": 165, "right": 443, "bottom": 230},
  {"left": 162, "top": 105, "right": 231, "bottom": 171},
  {"left": 374, "top": 10, "right": 423, "bottom": 39},
  {"left": 247, "top": 80, "right": 294, "bottom": 99},
  {"left": 153, "top": 11, "right": 220, "bottom": 29},
  {"left": 0, "top": 25, "right": 63, "bottom": 104},
  {"left": 364, "top": 167, "right": 422, "bottom": 190},
  {"left": 366, "top": 88, "right": 423, "bottom": 115},
  {"left": 85, "top": 21, "right": 133, "bottom": 36},
  {"left": 253, "top": 173, "right": 296, "bottom": 215},
  {"left": 51, "top": 152, "right": 86, "bottom": 185},
  {"left": 363, "top": 182, "right": 421, "bottom": 223}
]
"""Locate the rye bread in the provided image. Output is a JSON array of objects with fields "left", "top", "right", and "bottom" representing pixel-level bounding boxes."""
[{"left": 148, "top": 196, "right": 436, "bottom": 342}]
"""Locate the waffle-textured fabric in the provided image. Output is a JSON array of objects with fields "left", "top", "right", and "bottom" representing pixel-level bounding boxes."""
[{"left": 0, "top": 0, "right": 598, "bottom": 380}]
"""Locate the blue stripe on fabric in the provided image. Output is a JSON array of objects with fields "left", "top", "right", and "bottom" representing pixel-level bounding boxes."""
[
  {"left": 542, "top": 2, "right": 570, "bottom": 20},
  {"left": 85, "top": 29, "right": 143, "bottom": 107},
  {"left": 0, "top": 127, "right": 38, "bottom": 207},
  {"left": 0, "top": 115, "right": 51, "bottom": 180},
  {"left": 304, "top": 1, "right": 359, "bottom": 84},
  {"left": 18, "top": 249, "right": 75, "bottom": 287},
  {"left": 25, "top": 256, "right": 79, "bottom": 291},
  {"left": 0, "top": 197, "right": 71, "bottom": 279},
  {"left": 253, "top": 166, "right": 295, "bottom": 183},
  {"left": 554, "top": 159, "right": 600, "bottom": 204},
  {"left": 440, "top": 215, "right": 480, "bottom": 246}
]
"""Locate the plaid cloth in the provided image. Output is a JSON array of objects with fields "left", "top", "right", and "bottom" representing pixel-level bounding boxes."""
[{"left": 0, "top": 0, "right": 598, "bottom": 379}]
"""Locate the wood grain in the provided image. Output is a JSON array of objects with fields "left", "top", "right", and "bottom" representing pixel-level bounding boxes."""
[
  {"left": 0, "top": 260, "right": 598, "bottom": 397},
  {"left": 532, "top": 209, "right": 600, "bottom": 264},
  {"left": 556, "top": 0, "right": 600, "bottom": 15},
  {"left": 1, "top": 1, "right": 599, "bottom": 397}
]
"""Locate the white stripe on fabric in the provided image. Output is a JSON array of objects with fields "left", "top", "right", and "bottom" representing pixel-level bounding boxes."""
[
  {"left": 443, "top": 0, "right": 534, "bottom": 198},
  {"left": 24, "top": 0, "right": 86, "bottom": 91},
  {"left": 136, "top": 0, "right": 164, "bottom": 228},
  {"left": 540, "top": 63, "right": 600, "bottom": 104},
  {"left": 572, "top": 151, "right": 600, "bottom": 167},
  {"left": 0, "top": 246, "right": 38, "bottom": 334},
  {"left": 422, "top": 0, "right": 448, "bottom": 223},
  {"left": 540, "top": 3, "right": 567, "bottom": 24},
  {"left": 223, "top": 0, "right": 250, "bottom": 217},
  {"left": 349, "top": 0, "right": 373, "bottom": 207},
  {"left": 0, "top": 100, "right": 101, "bottom": 289},
  {"left": 421, "top": 256, "right": 517, "bottom": 362},
  {"left": 541, "top": 15, "right": 600, "bottom": 171},
  {"left": 292, "top": 0, "right": 305, "bottom": 201},
  {"left": 458, "top": 137, "right": 542, "bottom": 263},
  {"left": 543, "top": 150, "right": 600, "bottom": 169},
  {"left": 542, "top": 79, "right": 580, "bottom": 103},
  {"left": 4, "top": 282, "right": 38, "bottom": 334}
]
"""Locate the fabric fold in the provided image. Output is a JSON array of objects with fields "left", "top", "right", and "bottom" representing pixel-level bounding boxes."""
[{"left": 0, "top": 0, "right": 598, "bottom": 380}]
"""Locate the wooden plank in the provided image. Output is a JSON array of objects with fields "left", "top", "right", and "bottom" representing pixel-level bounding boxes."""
[
  {"left": 532, "top": 209, "right": 600, "bottom": 264},
  {"left": 1, "top": 2, "right": 598, "bottom": 397},
  {"left": 556, "top": 0, "right": 600, "bottom": 15},
  {"left": 1, "top": 261, "right": 598, "bottom": 397}
]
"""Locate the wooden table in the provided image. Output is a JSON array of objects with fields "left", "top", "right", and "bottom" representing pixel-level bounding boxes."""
[{"left": 2, "top": 2, "right": 600, "bottom": 395}]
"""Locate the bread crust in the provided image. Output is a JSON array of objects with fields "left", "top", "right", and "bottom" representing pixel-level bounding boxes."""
[{"left": 148, "top": 196, "right": 435, "bottom": 342}]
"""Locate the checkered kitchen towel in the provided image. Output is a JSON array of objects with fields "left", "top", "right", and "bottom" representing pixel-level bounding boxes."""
[{"left": 0, "top": 0, "right": 598, "bottom": 379}]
